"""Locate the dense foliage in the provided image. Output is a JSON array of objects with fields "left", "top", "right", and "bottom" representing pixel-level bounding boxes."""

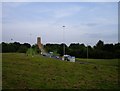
[
  {"left": 1, "top": 40, "right": 120, "bottom": 59},
  {"left": 1, "top": 42, "right": 31, "bottom": 53},
  {"left": 44, "top": 40, "right": 120, "bottom": 59}
]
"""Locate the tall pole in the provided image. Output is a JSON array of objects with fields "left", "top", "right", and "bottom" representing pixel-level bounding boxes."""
[
  {"left": 30, "top": 33, "right": 32, "bottom": 44},
  {"left": 63, "top": 26, "right": 65, "bottom": 57}
]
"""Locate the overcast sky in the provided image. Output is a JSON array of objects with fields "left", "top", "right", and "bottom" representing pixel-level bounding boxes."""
[{"left": 2, "top": 2, "right": 118, "bottom": 46}]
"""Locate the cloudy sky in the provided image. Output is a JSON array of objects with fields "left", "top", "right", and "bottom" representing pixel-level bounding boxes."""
[{"left": 2, "top": 2, "right": 118, "bottom": 46}]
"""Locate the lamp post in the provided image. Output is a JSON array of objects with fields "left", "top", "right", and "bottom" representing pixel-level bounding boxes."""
[
  {"left": 62, "top": 26, "right": 66, "bottom": 60},
  {"left": 30, "top": 33, "right": 32, "bottom": 44},
  {"left": 63, "top": 26, "right": 65, "bottom": 56}
]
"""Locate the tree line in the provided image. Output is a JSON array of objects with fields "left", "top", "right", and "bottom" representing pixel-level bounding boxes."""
[
  {"left": 1, "top": 42, "right": 40, "bottom": 54},
  {"left": 44, "top": 40, "right": 120, "bottom": 59},
  {"left": 1, "top": 42, "right": 31, "bottom": 53},
  {"left": 1, "top": 40, "right": 120, "bottom": 59}
]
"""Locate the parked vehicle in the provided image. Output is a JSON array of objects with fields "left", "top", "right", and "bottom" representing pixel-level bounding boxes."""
[{"left": 63, "top": 55, "right": 75, "bottom": 62}]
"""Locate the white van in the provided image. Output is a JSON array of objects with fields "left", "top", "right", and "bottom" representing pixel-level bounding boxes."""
[{"left": 63, "top": 55, "right": 75, "bottom": 62}]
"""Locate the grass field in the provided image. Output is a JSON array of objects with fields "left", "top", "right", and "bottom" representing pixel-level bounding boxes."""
[{"left": 2, "top": 53, "right": 119, "bottom": 89}]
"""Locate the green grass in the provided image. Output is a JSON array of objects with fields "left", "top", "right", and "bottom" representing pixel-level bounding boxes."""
[
  {"left": 76, "top": 58, "right": 119, "bottom": 66},
  {"left": 2, "top": 53, "right": 119, "bottom": 89}
]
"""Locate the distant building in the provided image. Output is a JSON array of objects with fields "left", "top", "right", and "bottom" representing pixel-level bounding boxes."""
[
  {"left": 37, "top": 37, "right": 46, "bottom": 54},
  {"left": 37, "top": 37, "right": 42, "bottom": 48}
]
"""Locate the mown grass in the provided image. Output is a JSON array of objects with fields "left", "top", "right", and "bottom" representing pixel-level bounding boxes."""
[
  {"left": 76, "top": 58, "right": 118, "bottom": 66},
  {"left": 2, "top": 53, "right": 119, "bottom": 89}
]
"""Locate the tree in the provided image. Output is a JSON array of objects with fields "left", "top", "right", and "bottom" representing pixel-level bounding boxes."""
[
  {"left": 95, "top": 40, "right": 104, "bottom": 50},
  {"left": 2, "top": 42, "right": 8, "bottom": 53},
  {"left": 23, "top": 43, "right": 31, "bottom": 48},
  {"left": 44, "top": 43, "right": 60, "bottom": 53},
  {"left": 32, "top": 44, "right": 41, "bottom": 54},
  {"left": 0, "top": 43, "right": 2, "bottom": 53},
  {"left": 103, "top": 44, "right": 114, "bottom": 52},
  {"left": 57, "top": 43, "right": 68, "bottom": 56},
  {"left": 13, "top": 42, "right": 21, "bottom": 52},
  {"left": 18, "top": 45, "right": 28, "bottom": 53},
  {"left": 1, "top": 41, "right": 120, "bottom": 59}
]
